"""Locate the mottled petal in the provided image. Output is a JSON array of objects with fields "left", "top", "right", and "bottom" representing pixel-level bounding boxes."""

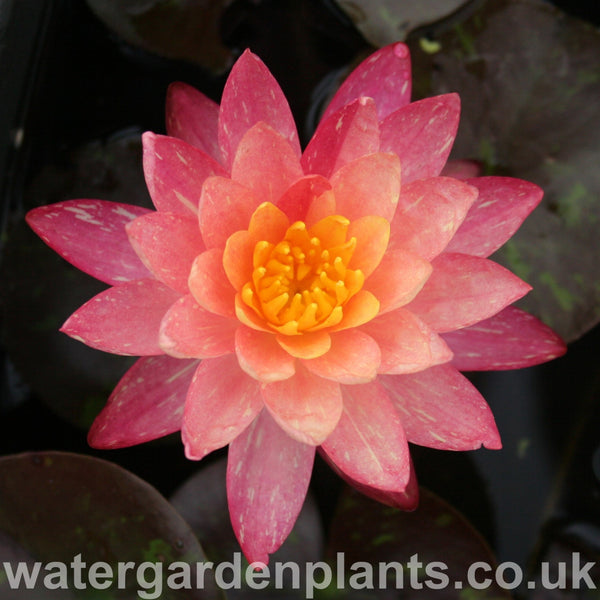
[
  {"left": 219, "top": 49, "right": 301, "bottom": 169},
  {"left": 406, "top": 253, "right": 532, "bottom": 332},
  {"left": 159, "top": 294, "right": 237, "bottom": 358},
  {"left": 188, "top": 249, "right": 236, "bottom": 317},
  {"left": 380, "top": 94, "right": 460, "bottom": 184},
  {"left": 380, "top": 364, "right": 502, "bottom": 450},
  {"left": 262, "top": 363, "right": 343, "bottom": 445},
  {"left": 26, "top": 200, "right": 151, "bottom": 285},
  {"left": 61, "top": 279, "right": 180, "bottom": 355},
  {"left": 88, "top": 355, "right": 196, "bottom": 448},
  {"left": 165, "top": 81, "right": 221, "bottom": 162},
  {"left": 126, "top": 211, "right": 204, "bottom": 294},
  {"left": 227, "top": 410, "right": 315, "bottom": 564},
  {"left": 302, "top": 98, "right": 380, "bottom": 178},
  {"left": 142, "top": 132, "right": 227, "bottom": 214},
  {"left": 445, "top": 177, "right": 543, "bottom": 257},
  {"left": 276, "top": 331, "right": 331, "bottom": 359},
  {"left": 275, "top": 175, "right": 332, "bottom": 224},
  {"left": 443, "top": 306, "right": 566, "bottom": 370},
  {"left": 322, "top": 42, "right": 411, "bottom": 121},
  {"left": 235, "top": 327, "right": 295, "bottom": 382},
  {"left": 321, "top": 380, "right": 410, "bottom": 491},
  {"left": 182, "top": 355, "right": 263, "bottom": 460}
]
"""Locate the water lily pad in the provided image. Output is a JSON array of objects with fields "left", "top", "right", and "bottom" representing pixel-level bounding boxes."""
[
  {"left": 408, "top": 0, "right": 600, "bottom": 342},
  {"left": 0, "top": 451, "right": 221, "bottom": 599}
]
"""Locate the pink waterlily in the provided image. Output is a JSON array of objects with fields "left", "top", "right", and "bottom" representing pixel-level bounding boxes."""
[{"left": 27, "top": 43, "right": 566, "bottom": 564}]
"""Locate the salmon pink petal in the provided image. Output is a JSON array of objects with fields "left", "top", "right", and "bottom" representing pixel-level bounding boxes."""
[
  {"left": 235, "top": 327, "right": 295, "bottom": 382},
  {"left": 380, "top": 94, "right": 460, "bottom": 184},
  {"left": 348, "top": 215, "right": 390, "bottom": 278},
  {"left": 126, "top": 212, "right": 204, "bottom": 294},
  {"left": 361, "top": 309, "right": 452, "bottom": 374},
  {"left": 442, "top": 306, "right": 566, "bottom": 370},
  {"left": 275, "top": 175, "right": 332, "bottom": 224},
  {"left": 188, "top": 249, "right": 236, "bottom": 317},
  {"left": 331, "top": 153, "right": 400, "bottom": 222},
  {"left": 276, "top": 331, "right": 331, "bottom": 359},
  {"left": 61, "top": 279, "right": 180, "bottom": 355},
  {"left": 380, "top": 364, "right": 502, "bottom": 450},
  {"left": 159, "top": 294, "right": 237, "bottom": 358},
  {"left": 219, "top": 49, "right": 301, "bottom": 170},
  {"left": 234, "top": 295, "right": 271, "bottom": 332},
  {"left": 262, "top": 363, "right": 343, "bottom": 445},
  {"left": 302, "top": 329, "right": 380, "bottom": 384},
  {"left": 445, "top": 177, "right": 543, "bottom": 257},
  {"left": 182, "top": 355, "right": 263, "bottom": 460},
  {"left": 406, "top": 253, "right": 532, "bottom": 332},
  {"left": 304, "top": 189, "right": 337, "bottom": 227},
  {"left": 322, "top": 42, "right": 411, "bottom": 121},
  {"left": 88, "top": 355, "right": 196, "bottom": 449},
  {"left": 231, "top": 123, "right": 303, "bottom": 205},
  {"left": 365, "top": 249, "right": 432, "bottom": 313},
  {"left": 333, "top": 290, "right": 380, "bottom": 331},
  {"left": 247, "top": 201, "right": 290, "bottom": 241},
  {"left": 389, "top": 177, "right": 478, "bottom": 260},
  {"left": 165, "top": 81, "right": 221, "bottom": 161},
  {"left": 321, "top": 380, "right": 410, "bottom": 491},
  {"left": 227, "top": 410, "right": 315, "bottom": 564},
  {"left": 302, "top": 98, "right": 380, "bottom": 178},
  {"left": 26, "top": 200, "right": 152, "bottom": 285},
  {"left": 199, "top": 177, "right": 260, "bottom": 249}
]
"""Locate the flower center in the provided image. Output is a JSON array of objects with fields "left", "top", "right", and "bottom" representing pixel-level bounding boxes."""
[{"left": 241, "top": 215, "right": 364, "bottom": 334}]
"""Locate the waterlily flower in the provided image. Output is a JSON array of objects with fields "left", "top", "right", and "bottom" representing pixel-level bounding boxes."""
[{"left": 27, "top": 42, "right": 566, "bottom": 564}]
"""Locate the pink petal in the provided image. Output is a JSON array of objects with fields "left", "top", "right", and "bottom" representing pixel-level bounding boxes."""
[
  {"left": 218, "top": 49, "right": 301, "bottom": 170},
  {"left": 302, "top": 98, "right": 380, "bottom": 178},
  {"left": 231, "top": 122, "right": 303, "bottom": 205},
  {"left": 126, "top": 211, "right": 204, "bottom": 294},
  {"left": 322, "top": 42, "right": 412, "bottom": 122},
  {"left": 379, "top": 364, "right": 502, "bottom": 450},
  {"left": 188, "top": 249, "right": 236, "bottom": 317},
  {"left": 26, "top": 200, "right": 152, "bottom": 285},
  {"left": 441, "top": 159, "right": 482, "bottom": 180},
  {"left": 275, "top": 175, "right": 332, "bottom": 224},
  {"left": 380, "top": 94, "right": 460, "bottom": 184},
  {"left": 182, "top": 355, "right": 263, "bottom": 460},
  {"left": 442, "top": 306, "right": 566, "bottom": 370},
  {"left": 199, "top": 176, "right": 259, "bottom": 249},
  {"left": 142, "top": 132, "right": 227, "bottom": 215},
  {"left": 445, "top": 176, "right": 544, "bottom": 257},
  {"left": 235, "top": 327, "right": 295, "bottom": 382},
  {"left": 389, "top": 177, "right": 478, "bottom": 260},
  {"left": 165, "top": 81, "right": 221, "bottom": 162},
  {"left": 61, "top": 279, "right": 180, "bottom": 355},
  {"left": 276, "top": 331, "right": 331, "bottom": 359},
  {"left": 262, "top": 363, "right": 343, "bottom": 445},
  {"left": 302, "top": 329, "right": 381, "bottom": 384},
  {"left": 227, "top": 410, "right": 315, "bottom": 564},
  {"left": 361, "top": 309, "right": 453, "bottom": 374},
  {"left": 348, "top": 215, "right": 390, "bottom": 278},
  {"left": 365, "top": 249, "right": 432, "bottom": 313},
  {"left": 88, "top": 355, "right": 196, "bottom": 448},
  {"left": 321, "top": 380, "right": 410, "bottom": 491},
  {"left": 406, "top": 252, "right": 532, "bottom": 333},
  {"left": 330, "top": 153, "right": 401, "bottom": 222},
  {"left": 159, "top": 294, "right": 237, "bottom": 358}
]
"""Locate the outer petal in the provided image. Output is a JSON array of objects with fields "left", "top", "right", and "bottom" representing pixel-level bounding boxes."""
[
  {"left": 321, "top": 380, "right": 410, "bottom": 492},
  {"left": 445, "top": 177, "right": 543, "bottom": 257},
  {"left": 379, "top": 364, "right": 502, "bottom": 450},
  {"left": 188, "top": 249, "right": 236, "bottom": 317},
  {"left": 142, "top": 132, "right": 227, "bottom": 214},
  {"left": 26, "top": 200, "right": 152, "bottom": 285},
  {"left": 302, "top": 98, "right": 380, "bottom": 178},
  {"left": 380, "top": 94, "right": 460, "bottom": 184},
  {"left": 405, "top": 252, "right": 532, "bottom": 333},
  {"left": 126, "top": 212, "right": 205, "bottom": 294},
  {"left": 330, "top": 153, "right": 400, "bottom": 222},
  {"left": 165, "top": 81, "right": 221, "bottom": 161},
  {"left": 227, "top": 410, "right": 315, "bottom": 564},
  {"left": 262, "top": 363, "right": 343, "bottom": 445},
  {"left": 322, "top": 42, "right": 411, "bottom": 121},
  {"left": 182, "top": 355, "right": 263, "bottom": 460},
  {"left": 61, "top": 279, "right": 180, "bottom": 355},
  {"left": 235, "top": 327, "right": 295, "bottom": 382},
  {"left": 218, "top": 49, "right": 301, "bottom": 170},
  {"left": 442, "top": 306, "right": 566, "bottom": 370},
  {"left": 88, "top": 355, "right": 196, "bottom": 448},
  {"left": 159, "top": 294, "right": 237, "bottom": 358}
]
